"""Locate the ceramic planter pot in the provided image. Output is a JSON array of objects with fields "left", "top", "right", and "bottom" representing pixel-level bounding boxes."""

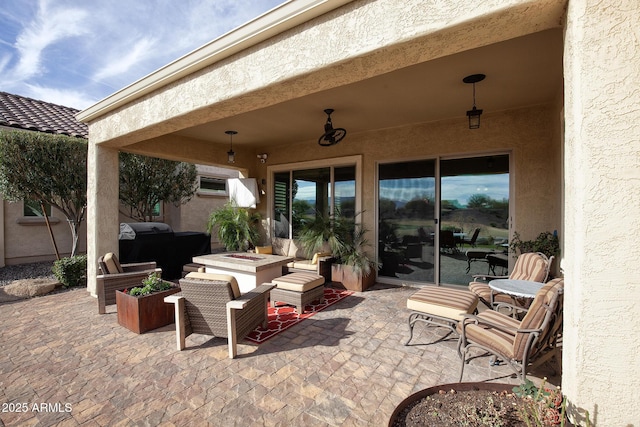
[{"left": 115, "top": 286, "right": 181, "bottom": 334}]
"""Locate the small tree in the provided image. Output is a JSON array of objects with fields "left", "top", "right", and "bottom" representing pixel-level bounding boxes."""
[
  {"left": 0, "top": 130, "right": 87, "bottom": 257},
  {"left": 119, "top": 153, "right": 198, "bottom": 222}
]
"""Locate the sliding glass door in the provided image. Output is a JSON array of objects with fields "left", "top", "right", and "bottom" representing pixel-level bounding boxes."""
[
  {"left": 439, "top": 155, "right": 510, "bottom": 285},
  {"left": 377, "top": 154, "right": 509, "bottom": 286},
  {"left": 378, "top": 159, "right": 436, "bottom": 283}
]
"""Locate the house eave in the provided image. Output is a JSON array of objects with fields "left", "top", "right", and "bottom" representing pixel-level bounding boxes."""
[{"left": 76, "top": 0, "right": 352, "bottom": 124}]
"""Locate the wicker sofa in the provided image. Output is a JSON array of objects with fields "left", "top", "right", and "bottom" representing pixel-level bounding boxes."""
[{"left": 257, "top": 237, "right": 333, "bottom": 280}]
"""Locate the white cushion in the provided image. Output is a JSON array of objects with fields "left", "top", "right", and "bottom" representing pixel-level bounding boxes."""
[{"left": 272, "top": 272, "right": 324, "bottom": 292}]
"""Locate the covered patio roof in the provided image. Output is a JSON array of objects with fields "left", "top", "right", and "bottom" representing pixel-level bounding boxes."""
[{"left": 77, "top": 0, "right": 565, "bottom": 158}]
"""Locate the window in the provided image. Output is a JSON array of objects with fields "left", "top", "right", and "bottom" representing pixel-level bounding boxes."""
[
  {"left": 272, "top": 157, "right": 359, "bottom": 239},
  {"left": 198, "top": 176, "right": 227, "bottom": 196},
  {"left": 23, "top": 200, "right": 51, "bottom": 217}
]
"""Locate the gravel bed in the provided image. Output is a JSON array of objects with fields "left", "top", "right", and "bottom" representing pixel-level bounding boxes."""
[{"left": 0, "top": 261, "right": 57, "bottom": 286}]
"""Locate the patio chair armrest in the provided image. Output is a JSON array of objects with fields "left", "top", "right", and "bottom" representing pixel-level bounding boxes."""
[
  {"left": 228, "top": 283, "right": 275, "bottom": 309},
  {"left": 471, "top": 274, "right": 508, "bottom": 282},
  {"left": 122, "top": 262, "right": 158, "bottom": 272},
  {"left": 97, "top": 268, "right": 162, "bottom": 282},
  {"left": 164, "top": 295, "right": 187, "bottom": 350},
  {"left": 460, "top": 313, "right": 520, "bottom": 335}
]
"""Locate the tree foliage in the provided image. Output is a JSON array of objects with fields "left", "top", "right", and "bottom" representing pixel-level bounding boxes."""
[
  {"left": 206, "top": 201, "right": 260, "bottom": 251},
  {"left": 0, "top": 130, "right": 87, "bottom": 256},
  {"left": 119, "top": 153, "right": 198, "bottom": 222}
]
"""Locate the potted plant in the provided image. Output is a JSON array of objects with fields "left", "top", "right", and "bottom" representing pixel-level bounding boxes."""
[
  {"left": 299, "top": 212, "right": 376, "bottom": 292},
  {"left": 206, "top": 200, "right": 261, "bottom": 252},
  {"left": 509, "top": 231, "right": 561, "bottom": 259},
  {"left": 115, "top": 273, "right": 181, "bottom": 334}
]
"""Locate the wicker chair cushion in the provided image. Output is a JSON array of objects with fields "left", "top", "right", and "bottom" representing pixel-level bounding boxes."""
[
  {"left": 311, "top": 252, "right": 332, "bottom": 265},
  {"left": 103, "top": 252, "right": 123, "bottom": 274},
  {"left": 407, "top": 287, "right": 478, "bottom": 321},
  {"left": 255, "top": 245, "right": 273, "bottom": 254},
  {"left": 510, "top": 252, "right": 548, "bottom": 282},
  {"left": 272, "top": 272, "right": 324, "bottom": 292},
  {"left": 287, "top": 240, "right": 305, "bottom": 259},
  {"left": 287, "top": 260, "right": 317, "bottom": 271},
  {"left": 271, "top": 238, "right": 291, "bottom": 256},
  {"left": 185, "top": 272, "right": 241, "bottom": 298}
]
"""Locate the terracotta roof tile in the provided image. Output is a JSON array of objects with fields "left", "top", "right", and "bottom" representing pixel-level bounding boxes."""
[{"left": 0, "top": 91, "right": 88, "bottom": 139}]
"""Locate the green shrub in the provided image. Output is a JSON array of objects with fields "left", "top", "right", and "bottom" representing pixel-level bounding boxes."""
[
  {"left": 52, "top": 255, "right": 87, "bottom": 288},
  {"left": 126, "top": 273, "right": 171, "bottom": 297}
]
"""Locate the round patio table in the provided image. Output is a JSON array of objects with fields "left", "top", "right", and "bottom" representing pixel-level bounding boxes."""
[{"left": 488, "top": 278, "right": 544, "bottom": 299}]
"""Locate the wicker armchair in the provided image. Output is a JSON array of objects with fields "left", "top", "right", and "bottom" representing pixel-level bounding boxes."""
[
  {"left": 458, "top": 278, "right": 564, "bottom": 382},
  {"left": 468, "top": 252, "right": 553, "bottom": 308},
  {"left": 96, "top": 252, "right": 162, "bottom": 314},
  {"left": 164, "top": 272, "right": 274, "bottom": 359}
]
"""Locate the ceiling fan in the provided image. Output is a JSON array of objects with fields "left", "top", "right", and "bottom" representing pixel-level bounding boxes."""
[{"left": 318, "top": 108, "right": 346, "bottom": 146}]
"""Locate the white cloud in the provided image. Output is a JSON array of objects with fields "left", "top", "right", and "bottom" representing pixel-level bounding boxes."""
[
  {"left": 0, "top": 0, "right": 285, "bottom": 109},
  {"left": 12, "top": 1, "right": 88, "bottom": 81},
  {"left": 25, "top": 84, "right": 97, "bottom": 110}
]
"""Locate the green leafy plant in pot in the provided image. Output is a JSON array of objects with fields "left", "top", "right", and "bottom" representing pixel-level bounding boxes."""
[
  {"left": 509, "top": 231, "right": 560, "bottom": 259},
  {"left": 124, "top": 272, "right": 172, "bottom": 297},
  {"left": 299, "top": 211, "right": 376, "bottom": 291},
  {"left": 206, "top": 201, "right": 261, "bottom": 252}
]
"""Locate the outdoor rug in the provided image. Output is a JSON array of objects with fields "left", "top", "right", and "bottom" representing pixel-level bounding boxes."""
[{"left": 245, "top": 287, "right": 353, "bottom": 344}]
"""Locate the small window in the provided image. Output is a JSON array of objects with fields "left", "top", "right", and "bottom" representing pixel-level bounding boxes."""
[
  {"left": 198, "top": 176, "right": 227, "bottom": 195},
  {"left": 151, "top": 202, "right": 161, "bottom": 217},
  {"left": 23, "top": 200, "right": 51, "bottom": 217}
]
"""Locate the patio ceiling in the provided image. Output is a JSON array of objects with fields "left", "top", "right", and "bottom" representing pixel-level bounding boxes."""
[{"left": 172, "top": 28, "right": 563, "bottom": 149}]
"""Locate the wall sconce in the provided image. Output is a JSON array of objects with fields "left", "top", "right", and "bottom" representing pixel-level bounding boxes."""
[
  {"left": 257, "top": 153, "right": 268, "bottom": 163},
  {"left": 225, "top": 130, "right": 237, "bottom": 163},
  {"left": 463, "top": 74, "right": 485, "bottom": 129}
]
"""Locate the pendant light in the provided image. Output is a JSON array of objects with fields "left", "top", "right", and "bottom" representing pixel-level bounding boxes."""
[
  {"left": 463, "top": 74, "right": 485, "bottom": 129},
  {"left": 226, "top": 130, "right": 237, "bottom": 163}
]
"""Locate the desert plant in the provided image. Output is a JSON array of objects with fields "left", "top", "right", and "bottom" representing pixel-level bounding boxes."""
[
  {"left": 298, "top": 211, "right": 376, "bottom": 276},
  {"left": 125, "top": 272, "right": 172, "bottom": 297},
  {"left": 206, "top": 201, "right": 261, "bottom": 251},
  {"left": 52, "top": 255, "right": 87, "bottom": 288},
  {"left": 510, "top": 231, "right": 560, "bottom": 259}
]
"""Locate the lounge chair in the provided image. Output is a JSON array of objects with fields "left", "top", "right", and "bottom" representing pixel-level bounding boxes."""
[
  {"left": 460, "top": 228, "right": 480, "bottom": 248},
  {"left": 458, "top": 278, "right": 564, "bottom": 382},
  {"left": 164, "top": 272, "right": 273, "bottom": 359},
  {"left": 96, "top": 252, "right": 162, "bottom": 314},
  {"left": 468, "top": 252, "right": 553, "bottom": 308}
]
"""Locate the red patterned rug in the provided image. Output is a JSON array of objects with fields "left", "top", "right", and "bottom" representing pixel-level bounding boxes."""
[{"left": 245, "top": 287, "right": 353, "bottom": 344}]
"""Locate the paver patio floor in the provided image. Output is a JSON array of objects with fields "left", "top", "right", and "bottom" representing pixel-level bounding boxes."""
[{"left": 0, "top": 283, "right": 556, "bottom": 426}]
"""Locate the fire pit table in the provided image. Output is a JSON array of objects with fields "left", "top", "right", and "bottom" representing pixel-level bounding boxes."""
[{"left": 192, "top": 253, "right": 293, "bottom": 294}]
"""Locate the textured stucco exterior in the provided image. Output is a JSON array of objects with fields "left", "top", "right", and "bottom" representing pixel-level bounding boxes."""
[
  {"left": 1, "top": 201, "right": 87, "bottom": 265},
  {"left": 563, "top": 0, "right": 640, "bottom": 425},
  {"left": 80, "top": 0, "right": 640, "bottom": 424}
]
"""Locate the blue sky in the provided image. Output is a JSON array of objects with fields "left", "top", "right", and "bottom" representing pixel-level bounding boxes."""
[{"left": 0, "top": 0, "right": 285, "bottom": 110}]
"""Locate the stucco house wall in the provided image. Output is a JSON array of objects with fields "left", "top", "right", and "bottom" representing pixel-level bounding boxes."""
[{"left": 0, "top": 201, "right": 87, "bottom": 265}]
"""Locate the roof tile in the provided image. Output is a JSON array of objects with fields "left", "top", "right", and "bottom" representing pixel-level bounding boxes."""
[{"left": 0, "top": 92, "right": 88, "bottom": 139}]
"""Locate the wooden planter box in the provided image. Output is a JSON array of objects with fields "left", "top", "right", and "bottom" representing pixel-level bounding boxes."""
[
  {"left": 331, "top": 264, "right": 375, "bottom": 292},
  {"left": 115, "top": 286, "right": 181, "bottom": 334}
]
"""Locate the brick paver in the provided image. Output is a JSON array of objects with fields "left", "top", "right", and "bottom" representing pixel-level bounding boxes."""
[{"left": 0, "top": 283, "right": 550, "bottom": 426}]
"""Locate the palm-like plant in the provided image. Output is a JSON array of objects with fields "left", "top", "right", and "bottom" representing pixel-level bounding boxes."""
[
  {"left": 298, "top": 211, "right": 375, "bottom": 276},
  {"left": 206, "top": 201, "right": 261, "bottom": 251}
]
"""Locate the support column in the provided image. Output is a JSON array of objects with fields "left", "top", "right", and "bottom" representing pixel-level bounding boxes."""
[
  {"left": 563, "top": 1, "right": 640, "bottom": 425},
  {"left": 86, "top": 142, "right": 119, "bottom": 296}
]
